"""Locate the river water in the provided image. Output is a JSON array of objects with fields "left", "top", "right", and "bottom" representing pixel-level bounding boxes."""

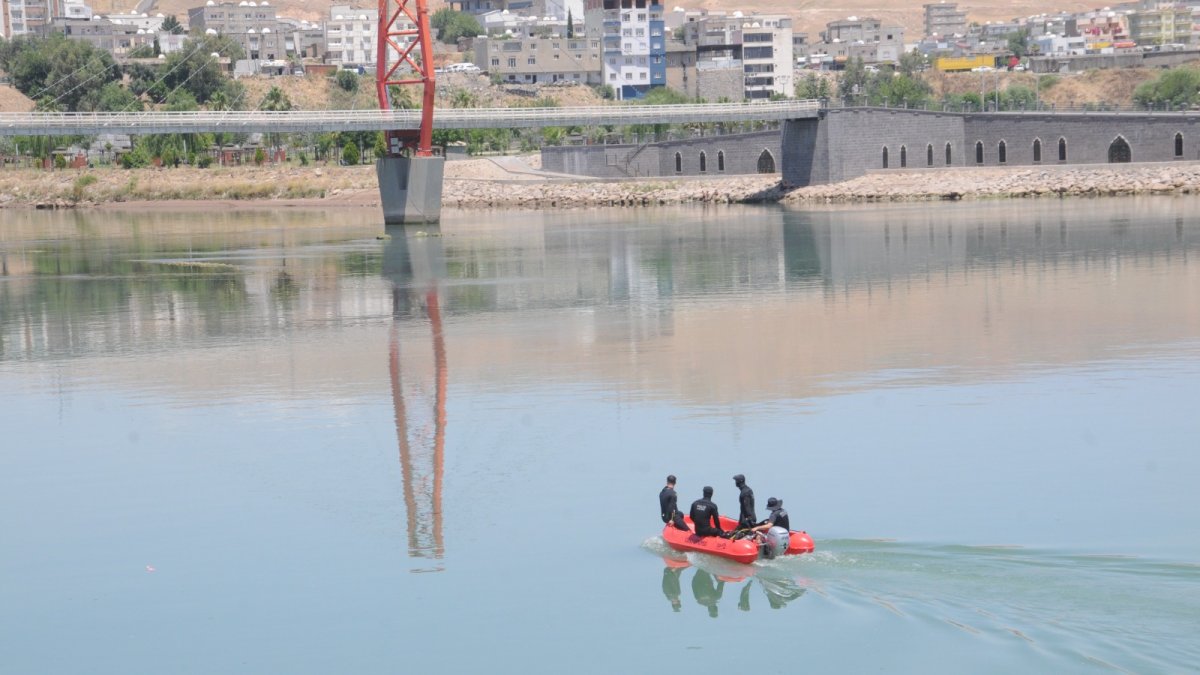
[{"left": 1, "top": 199, "right": 1198, "bottom": 673}]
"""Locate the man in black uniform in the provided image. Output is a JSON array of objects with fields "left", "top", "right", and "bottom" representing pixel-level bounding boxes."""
[
  {"left": 733, "top": 474, "right": 757, "bottom": 531},
  {"left": 659, "top": 475, "right": 689, "bottom": 531},
  {"left": 689, "top": 486, "right": 725, "bottom": 537}
]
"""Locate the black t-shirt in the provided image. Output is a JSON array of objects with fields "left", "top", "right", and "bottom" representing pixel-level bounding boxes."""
[{"left": 765, "top": 507, "right": 790, "bottom": 531}]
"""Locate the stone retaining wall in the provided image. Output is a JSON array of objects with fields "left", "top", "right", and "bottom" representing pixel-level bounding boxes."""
[{"left": 541, "top": 130, "right": 781, "bottom": 178}]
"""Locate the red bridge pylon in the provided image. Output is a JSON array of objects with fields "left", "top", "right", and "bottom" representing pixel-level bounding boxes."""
[{"left": 375, "top": 0, "right": 436, "bottom": 157}]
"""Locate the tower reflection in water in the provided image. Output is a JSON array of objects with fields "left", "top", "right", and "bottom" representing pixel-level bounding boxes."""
[
  {"left": 661, "top": 558, "right": 806, "bottom": 616},
  {"left": 383, "top": 225, "right": 448, "bottom": 573}
]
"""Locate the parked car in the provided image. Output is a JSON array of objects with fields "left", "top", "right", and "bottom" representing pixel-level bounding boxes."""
[{"left": 971, "top": 65, "right": 995, "bottom": 72}]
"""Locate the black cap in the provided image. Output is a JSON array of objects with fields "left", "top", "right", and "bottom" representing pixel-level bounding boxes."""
[
  {"left": 766, "top": 497, "right": 780, "bottom": 508},
  {"left": 702, "top": 486, "right": 713, "bottom": 498},
  {"left": 733, "top": 474, "right": 745, "bottom": 484}
]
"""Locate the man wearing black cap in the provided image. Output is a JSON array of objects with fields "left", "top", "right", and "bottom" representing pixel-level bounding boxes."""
[
  {"left": 689, "top": 486, "right": 726, "bottom": 538},
  {"left": 753, "top": 497, "right": 790, "bottom": 532},
  {"left": 733, "top": 474, "right": 756, "bottom": 531},
  {"left": 659, "top": 475, "right": 689, "bottom": 531},
  {"left": 753, "top": 497, "right": 791, "bottom": 557}
]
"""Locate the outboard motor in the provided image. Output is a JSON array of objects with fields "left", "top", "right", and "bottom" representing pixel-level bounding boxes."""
[{"left": 765, "top": 527, "right": 790, "bottom": 558}]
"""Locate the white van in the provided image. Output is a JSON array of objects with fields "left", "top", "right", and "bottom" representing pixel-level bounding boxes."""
[{"left": 446, "top": 63, "right": 481, "bottom": 73}]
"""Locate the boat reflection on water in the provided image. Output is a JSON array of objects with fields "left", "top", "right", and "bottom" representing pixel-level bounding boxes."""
[
  {"left": 660, "top": 556, "right": 807, "bottom": 616},
  {"left": 383, "top": 224, "right": 449, "bottom": 573}
]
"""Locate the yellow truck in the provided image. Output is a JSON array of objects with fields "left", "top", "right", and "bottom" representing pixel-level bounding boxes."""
[{"left": 935, "top": 55, "right": 998, "bottom": 72}]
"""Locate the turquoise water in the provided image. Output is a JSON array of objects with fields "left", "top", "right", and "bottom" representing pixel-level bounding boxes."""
[{"left": 1, "top": 200, "right": 1198, "bottom": 673}]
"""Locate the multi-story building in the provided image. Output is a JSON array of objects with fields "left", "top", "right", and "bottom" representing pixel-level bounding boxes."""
[
  {"left": 6, "top": 0, "right": 51, "bottom": 36},
  {"left": 324, "top": 5, "right": 382, "bottom": 68},
  {"left": 452, "top": 0, "right": 581, "bottom": 20},
  {"left": 1075, "top": 10, "right": 1129, "bottom": 42},
  {"left": 923, "top": 2, "right": 967, "bottom": 38},
  {"left": 106, "top": 11, "right": 165, "bottom": 32},
  {"left": 681, "top": 11, "right": 793, "bottom": 99},
  {"left": 188, "top": 1, "right": 285, "bottom": 60},
  {"left": 473, "top": 34, "right": 600, "bottom": 83},
  {"left": 584, "top": 0, "right": 666, "bottom": 100},
  {"left": 1126, "top": 1, "right": 1192, "bottom": 45},
  {"left": 278, "top": 17, "right": 325, "bottom": 60},
  {"left": 815, "top": 16, "right": 905, "bottom": 63},
  {"left": 38, "top": 16, "right": 155, "bottom": 55}
]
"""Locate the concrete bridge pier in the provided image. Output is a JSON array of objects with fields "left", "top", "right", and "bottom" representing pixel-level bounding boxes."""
[{"left": 376, "top": 156, "right": 445, "bottom": 224}]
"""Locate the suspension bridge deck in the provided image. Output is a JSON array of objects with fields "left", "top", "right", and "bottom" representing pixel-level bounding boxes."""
[{"left": 0, "top": 100, "right": 823, "bottom": 137}]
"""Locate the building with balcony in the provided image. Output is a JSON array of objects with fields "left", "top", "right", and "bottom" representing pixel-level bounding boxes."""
[
  {"left": 188, "top": 1, "right": 284, "bottom": 60},
  {"left": 324, "top": 5, "right": 385, "bottom": 68},
  {"left": 1126, "top": 1, "right": 1192, "bottom": 45},
  {"left": 584, "top": 0, "right": 666, "bottom": 100},
  {"left": 38, "top": 16, "right": 155, "bottom": 55},
  {"left": 684, "top": 12, "right": 792, "bottom": 99},
  {"left": 923, "top": 2, "right": 967, "bottom": 38},
  {"left": 473, "top": 34, "right": 600, "bottom": 83}
]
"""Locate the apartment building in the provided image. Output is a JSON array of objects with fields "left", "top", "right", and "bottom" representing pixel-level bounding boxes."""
[
  {"left": 188, "top": 1, "right": 285, "bottom": 60},
  {"left": 815, "top": 16, "right": 905, "bottom": 63},
  {"left": 1126, "top": 1, "right": 1192, "bottom": 45},
  {"left": 325, "top": 5, "right": 385, "bottom": 68},
  {"left": 38, "top": 16, "right": 155, "bottom": 55},
  {"left": 584, "top": 0, "right": 666, "bottom": 100},
  {"left": 682, "top": 12, "right": 793, "bottom": 99},
  {"left": 923, "top": 2, "right": 967, "bottom": 38},
  {"left": 473, "top": 34, "right": 600, "bottom": 83}
]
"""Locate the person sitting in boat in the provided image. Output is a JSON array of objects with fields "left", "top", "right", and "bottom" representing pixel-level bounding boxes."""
[
  {"left": 733, "top": 474, "right": 757, "bottom": 531},
  {"left": 752, "top": 497, "right": 791, "bottom": 557},
  {"left": 659, "top": 475, "right": 689, "bottom": 531},
  {"left": 689, "top": 486, "right": 726, "bottom": 538}
]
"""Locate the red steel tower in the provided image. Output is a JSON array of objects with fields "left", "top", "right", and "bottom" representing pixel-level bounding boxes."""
[{"left": 375, "top": 0, "right": 436, "bottom": 157}]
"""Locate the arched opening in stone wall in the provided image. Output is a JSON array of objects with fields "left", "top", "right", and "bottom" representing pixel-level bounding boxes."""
[
  {"left": 1058, "top": 138, "right": 1067, "bottom": 162},
  {"left": 926, "top": 144, "right": 933, "bottom": 167},
  {"left": 998, "top": 140, "right": 1007, "bottom": 164},
  {"left": 1175, "top": 133, "right": 1184, "bottom": 158},
  {"left": 1033, "top": 138, "right": 1042, "bottom": 163},
  {"left": 945, "top": 142, "right": 952, "bottom": 165},
  {"left": 699, "top": 151, "right": 707, "bottom": 173},
  {"left": 757, "top": 149, "right": 776, "bottom": 174},
  {"left": 900, "top": 145, "right": 907, "bottom": 168},
  {"left": 882, "top": 147, "right": 889, "bottom": 169},
  {"left": 975, "top": 141, "right": 983, "bottom": 164},
  {"left": 717, "top": 150, "right": 725, "bottom": 172},
  {"left": 674, "top": 152, "right": 682, "bottom": 173},
  {"left": 1108, "top": 136, "right": 1131, "bottom": 163}
]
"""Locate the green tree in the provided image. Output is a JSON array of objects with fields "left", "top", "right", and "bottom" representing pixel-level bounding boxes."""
[
  {"left": 1133, "top": 68, "right": 1200, "bottom": 109},
  {"left": 161, "top": 15, "right": 184, "bottom": 35},
  {"left": 838, "top": 57, "right": 869, "bottom": 104},
  {"left": 869, "top": 73, "right": 932, "bottom": 107},
  {"left": 567, "top": 9, "right": 574, "bottom": 38},
  {"left": 898, "top": 50, "right": 928, "bottom": 77},
  {"left": 336, "top": 69, "right": 359, "bottom": 93},
  {"left": 1006, "top": 31, "right": 1029, "bottom": 59},
  {"left": 259, "top": 86, "right": 293, "bottom": 111},
  {"left": 159, "top": 35, "right": 244, "bottom": 104},
  {"left": 342, "top": 140, "right": 361, "bottom": 165},
  {"left": 795, "top": 73, "right": 832, "bottom": 99},
  {"left": 0, "top": 35, "right": 120, "bottom": 111},
  {"left": 77, "top": 81, "right": 142, "bottom": 112},
  {"left": 431, "top": 8, "right": 482, "bottom": 45}
]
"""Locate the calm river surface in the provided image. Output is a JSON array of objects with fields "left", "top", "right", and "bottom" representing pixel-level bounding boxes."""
[{"left": 2, "top": 199, "right": 1199, "bottom": 673}]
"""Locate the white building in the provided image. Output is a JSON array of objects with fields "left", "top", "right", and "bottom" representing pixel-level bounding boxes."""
[
  {"left": 325, "top": 4, "right": 388, "bottom": 68},
  {"left": 106, "top": 11, "right": 166, "bottom": 33},
  {"left": 584, "top": 0, "right": 667, "bottom": 100}
]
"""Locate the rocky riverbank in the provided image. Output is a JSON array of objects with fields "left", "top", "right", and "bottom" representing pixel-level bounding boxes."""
[
  {"left": 781, "top": 163, "right": 1200, "bottom": 203},
  {"left": 5, "top": 160, "right": 1200, "bottom": 211}
]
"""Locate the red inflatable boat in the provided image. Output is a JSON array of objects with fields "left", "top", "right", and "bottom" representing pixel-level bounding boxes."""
[{"left": 662, "top": 515, "right": 814, "bottom": 565}]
